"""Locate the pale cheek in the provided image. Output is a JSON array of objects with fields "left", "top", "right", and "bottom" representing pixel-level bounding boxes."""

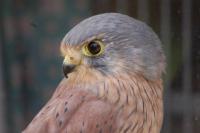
[{"left": 81, "top": 57, "right": 92, "bottom": 67}]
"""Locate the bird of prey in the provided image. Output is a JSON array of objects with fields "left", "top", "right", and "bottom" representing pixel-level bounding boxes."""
[{"left": 23, "top": 13, "right": 165, "bottom": 133}]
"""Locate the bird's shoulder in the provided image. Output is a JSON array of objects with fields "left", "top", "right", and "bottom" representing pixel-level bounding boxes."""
[{"left": 23, "top": 87, "right": 116, "bottom": 133}]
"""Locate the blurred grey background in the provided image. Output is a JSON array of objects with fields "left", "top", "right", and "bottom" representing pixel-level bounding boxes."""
[{"left": 0, "top": 0, "right": 200, "bottom": 133}]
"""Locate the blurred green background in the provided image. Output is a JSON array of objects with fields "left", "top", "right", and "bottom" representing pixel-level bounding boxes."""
[{"left": 0, "top": 0, "right": 199, "bottom": 133}]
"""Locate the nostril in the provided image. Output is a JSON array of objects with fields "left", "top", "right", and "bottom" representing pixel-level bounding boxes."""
[{"left": 69, "top": 57, "right": 74, "bottom": 60}]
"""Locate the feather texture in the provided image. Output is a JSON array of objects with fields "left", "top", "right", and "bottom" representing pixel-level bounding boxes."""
[{"left": 23, "top": 72, "right": 163, "bottom": 133}]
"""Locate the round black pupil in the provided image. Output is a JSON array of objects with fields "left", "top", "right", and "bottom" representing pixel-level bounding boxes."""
[{"left": 88, "top": 42, "right": 101, "bottom": 55}]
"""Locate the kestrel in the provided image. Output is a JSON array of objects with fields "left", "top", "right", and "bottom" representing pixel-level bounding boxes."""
[{"left": 23, "top": 13, "right": 165, "bottom": 133}]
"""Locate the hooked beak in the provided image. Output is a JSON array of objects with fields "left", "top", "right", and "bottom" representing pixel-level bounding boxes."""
[
  {"left": 62, "top": 63, "right": 76, "bottom": 78},
  {"left": 62, "top": 49, "right": 81, "bottom": 78}
]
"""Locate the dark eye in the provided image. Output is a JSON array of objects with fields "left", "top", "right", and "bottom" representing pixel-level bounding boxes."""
[
  {"left": 87, "top": 41, "right": 101, "bottom": 55},
  {"left": 82, "top": 40, "right": 105, "bottom": 56}
]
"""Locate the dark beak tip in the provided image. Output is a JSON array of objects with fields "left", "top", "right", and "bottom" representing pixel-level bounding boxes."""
[{"left": 63, "top": 64, "right": 76, "bottom": 78}]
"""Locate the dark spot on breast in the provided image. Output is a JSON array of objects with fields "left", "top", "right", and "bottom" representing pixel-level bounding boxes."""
[
  {"left": 81, "top": 96, "right": 86, "bottom": 101},
  {"left": 56, "top": 113, "right": 59, "bottom": 118},
  {"left": 110, "top": 115, "right": 113, "bottom": 120},
  {"left": 69, "top": 94, "right": 73, "bottom": 98},
  {"left": 126, "top": 94, "right": 129, "bottom": 104},
  {"left": 82, "top": 95, "right": 86, "bottom": 99},
  {"left": 46, "top": 106, "right": 50, "bottom": 109},
  {"left": 96, "top": 124, "right": 99, "bottom": 128},
  {"left": 104, "top": 121, "right": 107, "bottom": 125},
  {"left": 80, "top": 129, "right": 83, "bottom": 133},
  {"left": 65, "top": 101, "right": 68, "bottom": 105},
  {"left": 82, "top": 121, "right": 85, "bottom": 126},
  {"left": 59, "top": 120, "right": 62, "bottom": 127},
  {"left": 99, "top": 128, "right": 102, "bottom": 133},
  {"left": 109, "top": 125, "right": 112, "bottom": 132},
  {"left": 64, "top": 107, "right": 68, "bottom": 113}
]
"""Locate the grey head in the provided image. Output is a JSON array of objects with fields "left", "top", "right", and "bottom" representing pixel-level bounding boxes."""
[{"left": 62, "top": 13, "right": 165, "bottom": 80}]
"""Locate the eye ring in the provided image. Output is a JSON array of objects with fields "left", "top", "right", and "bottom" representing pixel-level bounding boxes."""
[{"left": 82, "top": 40, "right": 105, "bottom": 56}]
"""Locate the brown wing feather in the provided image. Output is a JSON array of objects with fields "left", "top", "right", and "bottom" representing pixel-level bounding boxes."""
[{"left": 23, "top": 80, "right": 116, "bottom": 133}]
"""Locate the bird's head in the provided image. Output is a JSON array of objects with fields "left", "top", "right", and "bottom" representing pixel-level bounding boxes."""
[{"left": 60, "top": 13, "right": 165, "bottom": 82}]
